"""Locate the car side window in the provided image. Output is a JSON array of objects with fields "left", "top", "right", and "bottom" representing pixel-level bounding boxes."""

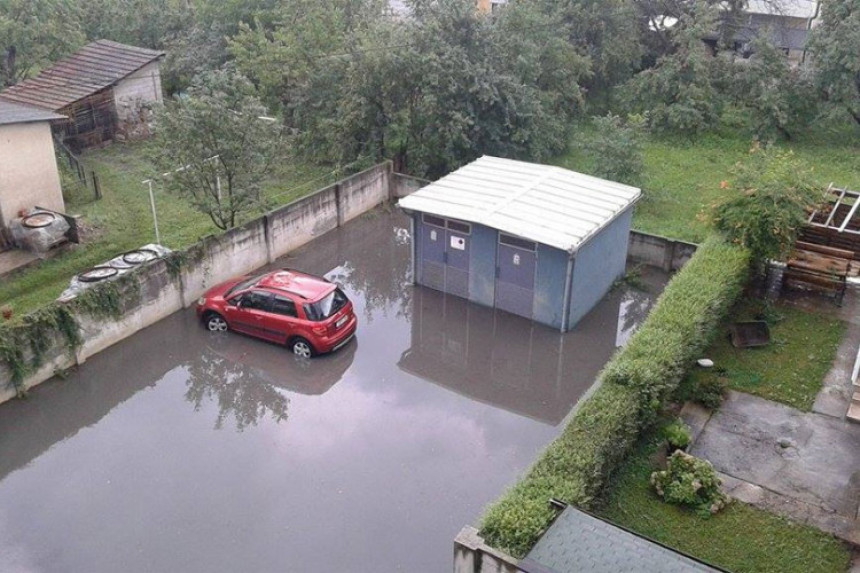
[
  {"left": 271, "top": 295, "right": 298, "bottom": 318},
  {"left": 241, "top": 290, "right": 273, "bottom": 312}
]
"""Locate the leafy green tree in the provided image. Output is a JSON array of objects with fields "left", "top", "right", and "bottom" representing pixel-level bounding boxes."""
[
  {"left": 153, "top": 68, "right": 284, "bottom": 230},
  {"left": 542, "top": 0, "right": 643, "bottom": 97},
  {"left": 622, "top": 1, "right": 723, "bottom": 134},
  {"left": 731, "top": 34, "right": 818, "bottom": 141},
  {"left": 807, "top": 0, "right": 860, "bottom": 125},
  {"left": 709, "top": 145, "right": 826, "bottom": 268},
  {"left": 0, "top": 0, "right": 84, "bottom": 87},
  {"left": 75, "top": 0, "right": 191, "bottom": 50},
  {"left": 586, "top": 113, "right": 645, "bottom": 186}
]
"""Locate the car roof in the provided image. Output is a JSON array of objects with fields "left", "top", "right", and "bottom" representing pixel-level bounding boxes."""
[{"left": 256, "top": 269, "right": 336, "bottom": 301}]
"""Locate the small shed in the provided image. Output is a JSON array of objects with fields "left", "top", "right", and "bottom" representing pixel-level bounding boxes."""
[
  {"left": 398, "top": 156, "right": 640, "bottom": 332},
  {"left": 0, "top": 40, "right": 164, "bottom": 151},
  {"left": 0, "top": 100, "right": 66, "bottom": 246}
]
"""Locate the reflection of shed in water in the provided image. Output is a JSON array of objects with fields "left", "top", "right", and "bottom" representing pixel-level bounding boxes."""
[{"left": 398, "top": 283, "right": 659, "bottom": 426}]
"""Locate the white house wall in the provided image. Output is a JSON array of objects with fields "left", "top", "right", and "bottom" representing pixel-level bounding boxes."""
[
  {"left": 113, "top": 60, "right": 163, "bottom": 123},
  {"left": 0, "top": 122, "right": 64, "bottom": 226}
]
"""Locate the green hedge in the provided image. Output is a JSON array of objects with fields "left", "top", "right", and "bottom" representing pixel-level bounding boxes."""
[{"left": 480, "top": 237, "right": 750, "bottom": 558}]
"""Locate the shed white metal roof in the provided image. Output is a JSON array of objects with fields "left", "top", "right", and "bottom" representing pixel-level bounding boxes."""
[{"left": 398, "top": 156, "right": 641, "bottom": 254}]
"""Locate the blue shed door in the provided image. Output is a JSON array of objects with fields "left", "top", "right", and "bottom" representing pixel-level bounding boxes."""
[
  {"left": 495, "top": 234, "right": 536, "bottom": 319},
  {"left": 418, "top": 215, "right": 471, "bottom": 299},
  {"left": 420, "top": 217, "right": 446, "bottom": 291},
  {"left": 444, "top": 224, "right": 470, "bottom": 298}
]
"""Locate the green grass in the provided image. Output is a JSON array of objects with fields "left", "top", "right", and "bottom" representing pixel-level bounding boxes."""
[
  {"left": 684, "top": 298, "right": 846, "bottom": 411},
  {"left": 597, "top": 428, "right": 851, "bottom": 573},
  {"left": 0, "top": 141, "right": 336, "bottom": 318},
  {"left": 555, "top": 122, "right": 860, "bottom": 243}
]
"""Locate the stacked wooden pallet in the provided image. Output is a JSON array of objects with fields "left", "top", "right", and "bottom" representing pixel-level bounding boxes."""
[{"left": 785, "top": 241, "right": 854, "bottom": 305}]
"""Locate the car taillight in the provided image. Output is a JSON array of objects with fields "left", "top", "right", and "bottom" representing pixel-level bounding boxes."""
[{"left": 312, "top": 325, "right": 327, "bottom": 335}]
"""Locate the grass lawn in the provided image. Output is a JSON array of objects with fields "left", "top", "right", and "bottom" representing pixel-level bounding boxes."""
[
  {"left": 555, "top": 121, "right": 860, "bottom": 243},
  {"left": 0, "top": 141, "right": 337, "bottom": 318},
  {"left": 682, "top": 297, "right": 846, "bottom": 411},
  {"left": 597, "top": 427, "right": 851, "bottom": 573}
]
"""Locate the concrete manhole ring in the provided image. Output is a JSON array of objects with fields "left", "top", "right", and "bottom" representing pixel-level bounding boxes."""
[
  {"left": 122, "top": 248, "right": 159, "bottom": 265},
  {"left": 78, "top": 266, "right": 119, "bottom": 282},
  {"left": 22, "top": 212, "right": 56, "bottom": 228}
]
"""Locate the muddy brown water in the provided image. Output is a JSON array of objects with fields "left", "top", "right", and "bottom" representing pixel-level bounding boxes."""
[{"left": 0, "top": 210, "right": 666, "bottom": 573}]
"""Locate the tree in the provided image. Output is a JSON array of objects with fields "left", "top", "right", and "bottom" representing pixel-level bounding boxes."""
[
  {"left": 153, "top": 68, "right": 283, "bottom": 230},
  {"left": 731, "top": 34, "right": 818, "bottom": 141},
  {"left": 585, "top": 114, "right": 645, "bottom": 186},
  {"left": 0, "top": 0, "right": 84, "bottom": 87},
  {"left": 807, "top": 0, "right": 860, "bottom": 125},
  {"left": 708, "top": 145, "right": 826, "bottom": 269},
  {"left": 541, "top": 0, "right": 643, "bottom": 99},
  {"left": 622, "top": 1, "right": 724, "bottom": 134}
]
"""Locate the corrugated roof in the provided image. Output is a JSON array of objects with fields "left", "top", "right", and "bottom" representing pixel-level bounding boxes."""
[
  {"left": 0, "top": 100, "right": 65, "bottom": 126},
  {"left": 398, "top": 156, "right": 640, "bottom": 254},
  {"left": 0, "top": 40, "right": 164, "bottom": 111},
  {"left": 521, "top": 507, "right": 721, "bottom": 573}
]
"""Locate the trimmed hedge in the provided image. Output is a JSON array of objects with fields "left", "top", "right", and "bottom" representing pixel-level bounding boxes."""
[{"left": 480, "top": 237, "right": 749, "bottom": 558}]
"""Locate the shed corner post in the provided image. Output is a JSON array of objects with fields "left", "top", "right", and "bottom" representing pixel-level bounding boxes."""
[
  {"left": 409, "top": 212, "right": 418, "bottom": 285},
  {"left": 560, "top": 255, "right": 575, "bottom": 333}
]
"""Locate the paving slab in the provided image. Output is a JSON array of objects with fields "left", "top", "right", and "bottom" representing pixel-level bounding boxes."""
[{"left": 691, "top": 391, "right": 860, "bottom": 519}]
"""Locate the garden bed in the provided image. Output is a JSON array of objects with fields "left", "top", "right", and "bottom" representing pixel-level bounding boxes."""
[
  {"left": 681, "top": 298, "right": 846, "bottom": 411},
  {"left": 597, "top": 422, "right": 851, "bottom": 573}
]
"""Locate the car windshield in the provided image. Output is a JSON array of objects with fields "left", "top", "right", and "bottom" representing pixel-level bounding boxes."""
[
  {"left": 226, "top": 274, "right": 263, "bottom": 297},
  {"left": 303, "top": 288, "right": 347, "bottom": 321}
]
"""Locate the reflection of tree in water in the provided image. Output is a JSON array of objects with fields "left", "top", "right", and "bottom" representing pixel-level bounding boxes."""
[
  {"left": 185, "top": 347, "right": 289, "bottom": 431},
  {"left": 330, "top": 226, "right": 413, "bottom": 324},
  {"left": 616, "top": 286, "right": 656, "bottom": 347}
]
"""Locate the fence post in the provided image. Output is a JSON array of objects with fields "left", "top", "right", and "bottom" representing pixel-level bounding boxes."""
[{"left": 92, "top": 172, "right": 102, "bottom": 200}]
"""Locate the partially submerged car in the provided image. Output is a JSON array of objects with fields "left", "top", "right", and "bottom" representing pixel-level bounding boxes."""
[{"left": 196, "top": 269, "right": 357, "bottom": 357}]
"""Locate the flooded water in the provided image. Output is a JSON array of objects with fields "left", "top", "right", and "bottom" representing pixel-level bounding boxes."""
[{"left": 0, "top": 210, "right": 666, "bottom": 573}]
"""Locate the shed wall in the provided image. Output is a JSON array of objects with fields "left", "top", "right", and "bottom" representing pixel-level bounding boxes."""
[
  {"left": 533, "top": 244, "right": 569, "bottom": 329},
  {"left": 0, "top": 122, "right": 64, "bottom": 226},
  {"left": 567, "top": 208, "right": 633, "bottom": 329},
  {"left": 113, "top": 60, "right": 163, "bottom": 123}
]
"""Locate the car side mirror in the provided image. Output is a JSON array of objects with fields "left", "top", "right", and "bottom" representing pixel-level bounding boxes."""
[{"left": 227, "top": 297, "right": 240, "bottom": 308}]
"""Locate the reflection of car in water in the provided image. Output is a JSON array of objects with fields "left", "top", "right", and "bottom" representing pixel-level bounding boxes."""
[
  {"left": 202, "top": 331, "right": 357, "bottom": 396},
  {"left": 196, "top": 269, "right": 358, "bottom": 357}
]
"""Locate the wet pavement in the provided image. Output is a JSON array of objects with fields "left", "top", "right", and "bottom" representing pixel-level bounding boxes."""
[{"left": 0, "top": 210, "right": 666, "bottom": 573}]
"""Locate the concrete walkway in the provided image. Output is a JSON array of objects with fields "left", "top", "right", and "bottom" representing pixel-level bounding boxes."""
[
  {"left": 780, "top": 289, "right": 860, "bottom": 420},
  {"left": 683, "top": 392, "right": 860, "bottom": 545}
]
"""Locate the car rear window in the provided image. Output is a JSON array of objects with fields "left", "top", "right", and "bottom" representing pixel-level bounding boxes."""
[{"left": 303, "top": 288, "right": 348, "bottom": 321}]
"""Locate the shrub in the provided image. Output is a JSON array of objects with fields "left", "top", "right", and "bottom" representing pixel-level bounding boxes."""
[
  {"left": 651, "top": 450, "right": 729, "bottom": 515},
  {"left": 586, "top": 114, "right": 644, "bottom": 186},
  {"left": 602, "top": 236, "right": 750, "bottom": 422},
  {"left": 708, "top": 146, "right": 827, "bottom": 270},
  {"left": 480, "top": 237, "right": 749, "bottom": 557},
  {"left": 695, "top": 375, "right": 728, "bottom": 409},
  {"left": 662, "top": 419, "right": 691, "bottom": 451}
]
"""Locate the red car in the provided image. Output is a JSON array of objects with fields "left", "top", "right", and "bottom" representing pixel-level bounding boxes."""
[{"left": 196, "top": 269, "right": 357, "bottom": 358}]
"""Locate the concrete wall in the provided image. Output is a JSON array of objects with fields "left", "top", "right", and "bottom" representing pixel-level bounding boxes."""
[
  {"left": 0, "top": 121, "right": 64, "bottom": 226},
  {"left": 113, "top": 60, "right": 163, "bottom": 123},
  {"left": 391, "top": 172, "right": 429, "bottom": 199},
  {"left": 0, "top": 163, "right": 392, "bottom": 405},
  {"left": 454, "top": 527, "right": 524, "bottom": 573},
  {"left": 568, "top": 209, "right": 633, "bottom": 330},
  {"left": 628, "top": 230, "right": 697, "bottom": 272}
]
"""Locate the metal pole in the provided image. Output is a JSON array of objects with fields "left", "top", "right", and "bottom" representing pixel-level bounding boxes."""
[{"left": 144, "top": 179, "right": 161, "bottom": 245}]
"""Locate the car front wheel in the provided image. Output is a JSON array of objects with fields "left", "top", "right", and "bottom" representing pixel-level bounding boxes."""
[
  {"left": 205, "top": 313, "right": 228, "bottom": 333},
  {"left": 290, "top": 337, "right": 314, "bottom": 358}
]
